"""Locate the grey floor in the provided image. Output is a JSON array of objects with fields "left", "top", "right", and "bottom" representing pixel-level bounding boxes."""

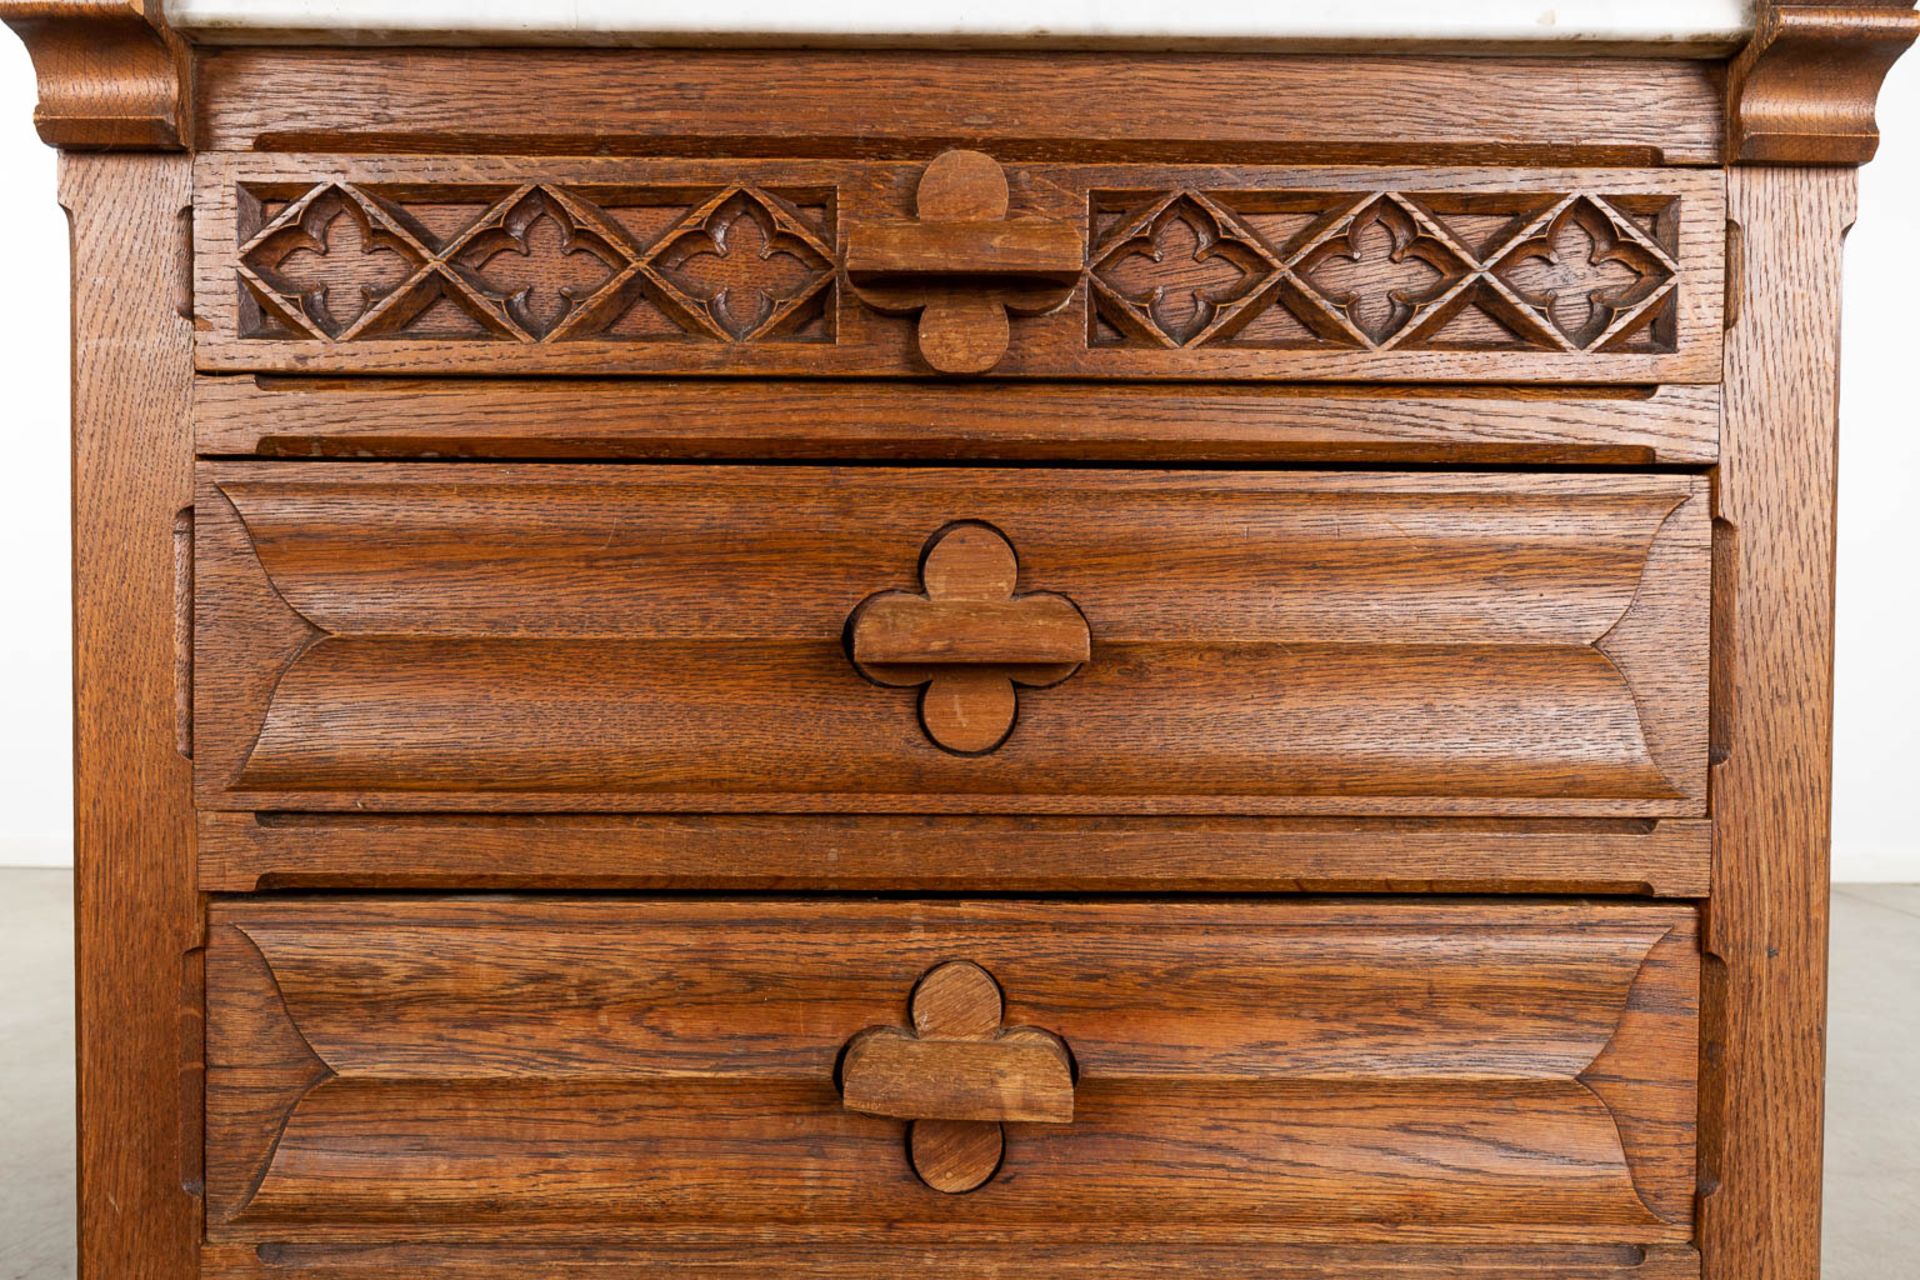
[{"left": 0, "top": 871, "right": 1913, "bottom": 1278}]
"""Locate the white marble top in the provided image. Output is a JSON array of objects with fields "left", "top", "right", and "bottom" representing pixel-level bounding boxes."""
[{"left": 167, "top": 0, "right": 1758, "bottom": 53}]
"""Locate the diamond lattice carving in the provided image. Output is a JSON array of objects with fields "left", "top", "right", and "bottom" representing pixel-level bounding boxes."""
[
  {"left": 1086, "top": 188, "right": 1680, "bottom": 353},
  {"left": 1088, "top": 193, "right": 1278, "bottom": 347},
  {"left": 234, "top": 175, "right": 1681, "bottom": 358},
  {"left": 237, "top": 183, "right": 837, "bottom": 344},
  {"left": 452, "top": 188, "right": 629, "bottom": 339},
  {"left": 1490, "top": 197, "right": 1675, "bottom": 349},
  {"left": 1293, "top": 196, "right": 1472, "bottom": 345},
  {"left": 643, "top": 190, "right": 835, "bottom": 342},
  {"left": 241, "top": 186, "right": 427, "bottom": 339}
]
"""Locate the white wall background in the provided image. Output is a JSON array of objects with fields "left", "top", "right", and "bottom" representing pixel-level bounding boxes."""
[
  {"left": 0, "top": 37, "right": 1916, "bottom": 880},
  {"left": 0, "top": 35, "right": 69, "bottom": 871},
  {"left": 1835, "top": 59, "right": 1920, "bottom": 883}
]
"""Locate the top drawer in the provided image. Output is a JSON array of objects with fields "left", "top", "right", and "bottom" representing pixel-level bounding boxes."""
[{"left": 194, "top": 155, "right": 1724, "bottom": 381}]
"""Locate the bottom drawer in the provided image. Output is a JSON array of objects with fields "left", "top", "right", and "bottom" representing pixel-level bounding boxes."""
[{"left": 204, "top": 898, "right": 1700, "bottom": 1278}]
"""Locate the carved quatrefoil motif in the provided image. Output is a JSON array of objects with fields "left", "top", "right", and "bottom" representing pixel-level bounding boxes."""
[
  {"left": 1087, "top": 188, "right": 1680, "bottom": 353},
  {"left": 849, "top": 522, "right": 1089, "bottom": 755},
  {"left": 646, "top": 189, "right": 835, "bottom": 341},
  {"left": 1294, "top": 196, "right": 1472, "bottom": 344},
  {"left": 841, "top": 960, "right": 1075, "bottom": 1194},
  {"left": 237, "top": 181, "right": 836, "bottom": 345},
  {"left": 1090, "top": 192, "right": 1279, "bottom": 346},
  {"left": 1491, "top": 197, "right": 1673, "bottom": 348},
  {"left": 244, "top": 186, "right": 426, "bottom": 338},
  {"left": 454, "top": 188, "right": 628, "bottom": 338}
]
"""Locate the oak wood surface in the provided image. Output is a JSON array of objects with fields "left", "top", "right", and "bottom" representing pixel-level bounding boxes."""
[
  {"left": 61, "top": 153, "right": 201, "bottom": 1279},
  {"left": 0, "top": 0, "right": 187, "bottom": 148},
  {"left": 203, "top": 897, "right": 1698, "bottom": 1253},
  {"left": 844, "top": 149, "right": 1085, "bottom": 374},
  {"left": 197, "top": 1239, "right": 1701, "bottom": 1279},
  {"left": 191, "top": 156, "right": 1724, "bottom": 382},
  {"left": 190, "top": 49, "right": 1727, "bottom": 165},
  {"left": 193, "top": 465, "right": 1710, "bottom": 816},
  {"left": 195, "top": 812, "right": 1713, "bottom": 897},
  {"left": 191, "top": 376, "right": 1725, "bottom": 465},
  {"left": 1728, "top": 1, "right": 1920, "bottom": 163},
  {"left": 1697, "top": 167, "right": 1856, "bottom": 1280}
]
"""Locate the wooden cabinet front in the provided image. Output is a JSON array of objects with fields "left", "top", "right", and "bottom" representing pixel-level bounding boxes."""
[
  {"left": 195, "top": 464, "right": 1709, "bottom": 817},
  {"left": 204, "top": 896, "right": 1701, "bottom": 1278},
  {"left": 15, "top": 8, "right": 1902, "bottom": 1275},
  {"left": 193, "top": 156, "right": 1724, "bottom": 384}
]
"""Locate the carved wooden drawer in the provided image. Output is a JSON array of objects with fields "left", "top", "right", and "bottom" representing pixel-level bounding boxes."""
[
  {"left": 202, "top": 896, "right": 1700, "bottom": 1278},
  {"left": 194, "top": 464, "right": 1708, "bottom": 818},
  {"left": 193, "top": 155, "right": 1724, "bottom": 382}
]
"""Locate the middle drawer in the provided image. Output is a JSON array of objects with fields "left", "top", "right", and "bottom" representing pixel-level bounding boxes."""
[{"left": 195, "top": 465, "right": 1707, "bottom": 816}]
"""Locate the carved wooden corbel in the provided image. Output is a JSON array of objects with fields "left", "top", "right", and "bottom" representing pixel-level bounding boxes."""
[
  {"left": 1, "top": 0, "right": 188, "bottom": 149},
  {"left": 1729, "top": 1, "right": 1920, "bottom": 164}
]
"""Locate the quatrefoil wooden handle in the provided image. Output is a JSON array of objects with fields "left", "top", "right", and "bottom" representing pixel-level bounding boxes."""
[
  {"left": 844, "top": 150, "right": 1084, "bottom": 374},
  {"left": 841, "top": 961, "right": 1074, "bottom": 1194},
  {"left": 849, "top": 522, "right": 1089, "bottom": 755}
]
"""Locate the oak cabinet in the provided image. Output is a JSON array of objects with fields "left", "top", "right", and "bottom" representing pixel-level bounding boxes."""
[{"left": 7, "top": 1, "right": 1914, "bottom": 1275}]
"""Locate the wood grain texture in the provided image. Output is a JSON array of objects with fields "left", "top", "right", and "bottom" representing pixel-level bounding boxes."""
[
  {"left": 61, "top": 153, "right": 200, "bottom": 1278},
  {"left": 196, "top": 812, "right": 1713, "bottom": 896},
  {"left": 203, "top": 898, "right": 1698, "bottom": 1251},
  {"left": 844, "top": 149, "right": 1084, "bottom": 373},
  {"left": 193, "top": 465, "right": 1710, "bottom": 816},
  {"left": 0, "top": 0, "right": 187, "bottom": 148},
  {"left": 1698, "top": 168, "right": 1856, "bottom": 1280},
  {"left": 1728, "top": 1, "right": 1920, "bottom": 164},
  {"left": 191, "top": 156, "right": 1724, "bottom": 383},
  {"left": 843, "top": 958, "right": 1074, "bottom": 1192},
  {"left": 199, "top": 1239, "right": 1701, "bottom": 1279},
  {"left": 850, "top": 521, "right": 1090, "bottom": 755},
  {"left": 190, "top": 48, "right": 1726, "bottom": 165},
  {"left": 191, "top": 376, "right": 1724, "bottom": 466},
  {"left": 26, "top": 31, "right": 1898, "bottom": 1278},
  {"left": 841, "top": 966, "right": 1075, "bottom": 1123}
]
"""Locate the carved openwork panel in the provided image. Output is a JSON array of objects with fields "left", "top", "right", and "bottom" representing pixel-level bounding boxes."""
[
  {"left": 1087, "top": 188, "right": 1680, "bottom": 354},
  {"left": 197, "top": 157, "right": 1724, "bottom": 380},
  {"left": 235, "top": 179, "right": 837, "bottom": 345}
]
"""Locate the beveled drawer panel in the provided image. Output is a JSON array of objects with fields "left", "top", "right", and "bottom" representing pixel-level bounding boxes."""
[
  {"left": 193, "top": 155, "right": 1723, "bottom": 382},
  {"left": 194, "top": 464, "right": 1709, "bottom": 815},
  {"left": 204, "top": 897, "right": 1699, "bottom": 1276}
]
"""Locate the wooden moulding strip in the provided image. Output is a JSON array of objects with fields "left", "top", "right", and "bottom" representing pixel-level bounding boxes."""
[
  {"left": 198, "top": 811, "right": 1712, "bottom": 897},
  {"left": 191, "top": 49, "right": 1727, "bottom": 165},
  {"left": 192, "top": 378, "right": 1723, "bottom": 465}
]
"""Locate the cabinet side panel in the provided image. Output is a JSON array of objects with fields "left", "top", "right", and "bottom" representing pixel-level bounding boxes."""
[
  {"left": 1701, "top": 166, "right": 1855, "bottom": 1280},
  {"left": 62, "top": 152, "right": 201, "bottom": 1278}
]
